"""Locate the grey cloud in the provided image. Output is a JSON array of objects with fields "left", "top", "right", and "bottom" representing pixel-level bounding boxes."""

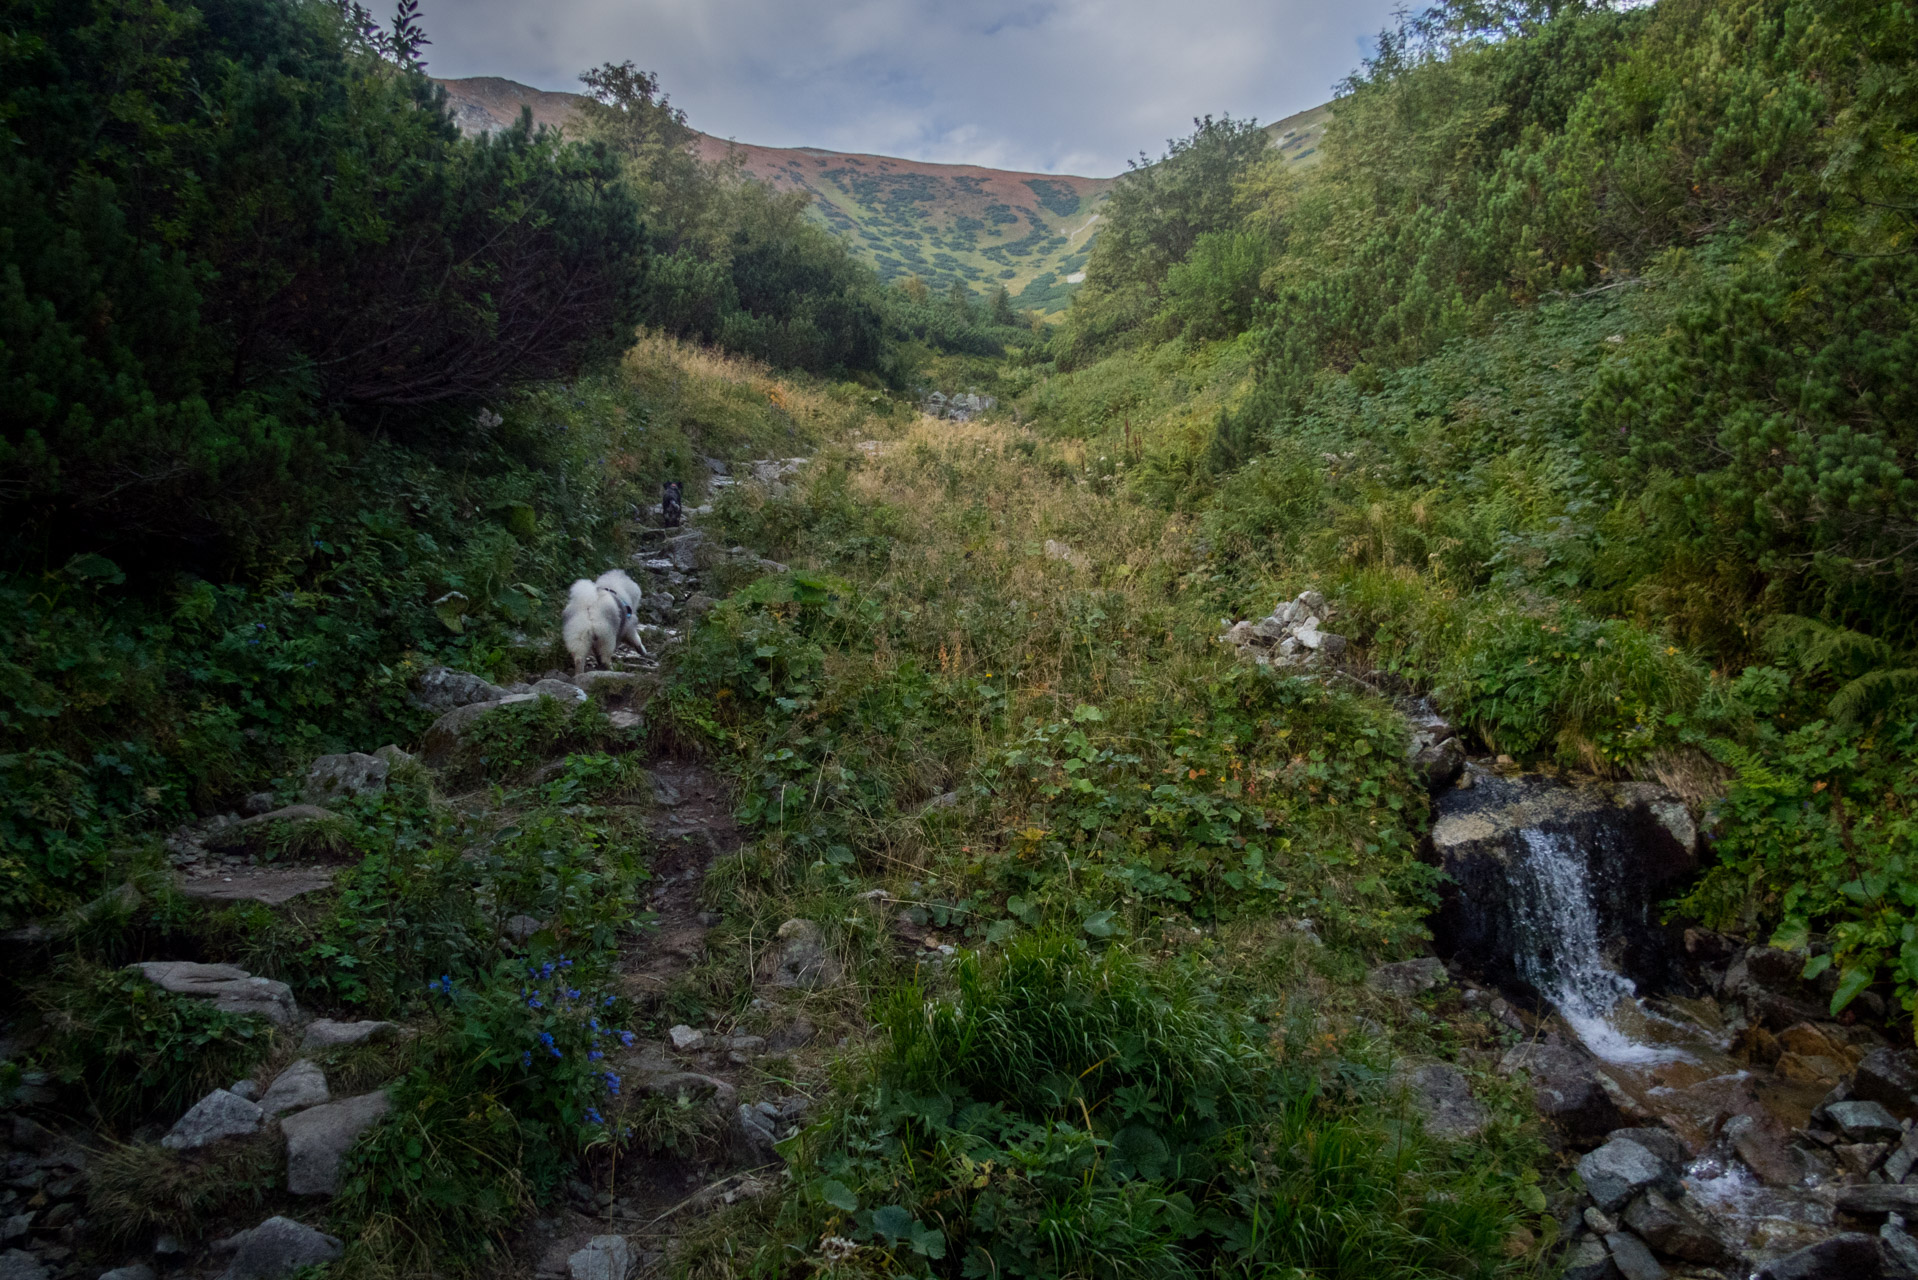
[{"left": 418, "top": 0, "right": 1400, "bottom": 175}]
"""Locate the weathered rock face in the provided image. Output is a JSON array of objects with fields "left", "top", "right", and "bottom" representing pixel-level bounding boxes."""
[
  {"left": 213, "top": 1217, "right": 344, "bottom": 1280},
  {"left": 282, "top": 1091, "right": 391, "bottom": 1195},
  {"left": 1428, "top": 771, "right": 1696, "bottom": 999},
  {"left": 301, "top": 753, "right": 387, "bottom": 805},
  {"left": 131, "top": 961, "right": 300, "bottom": 1025}
]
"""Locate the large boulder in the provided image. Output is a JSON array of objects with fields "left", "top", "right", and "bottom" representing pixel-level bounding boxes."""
[
  {"left": 131, "top": 961, "right": 300, "bottom": 1026},
  {"left": 1754, "top": 1233, "right": 1885, "bottom": 1280},
  {"left": 1429, "top": 773, "right": 1695, "bottom": 997},
  {"left": 282, "top": 1091, "right": 391, "bottom": 1195},
  {"left": 420, "top": 694, "right": 539, "bottom": 766},
  {"left": 1851, "top": 1047, "right": 1918, "bottom": 1119},
  {"left": 1499, "top": 1037, "right": 1625, "bottom": 1142},
  {"left": 258, "top": 1060, "right": 328, "bottom": 1117},
  {"left": 300, "top": 753, "right": 387, "bottom": 805},
  {"left": 161, "top": 1089, "right": 263, "bottom": 1151},
  {"left": 411, "top": 667, "right": 508, "bottom": 714},
  {"left": 214, "top": 1217, "right": 344, "bottom": 1280}
]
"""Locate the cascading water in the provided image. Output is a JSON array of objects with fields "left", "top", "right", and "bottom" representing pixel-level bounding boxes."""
[{"left": 1505, "top": 826, "right": 1684, "bottom": 1064}]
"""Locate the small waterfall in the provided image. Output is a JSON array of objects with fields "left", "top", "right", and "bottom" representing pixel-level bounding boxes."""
[{"left": 1507, "top": 826, "right": 1682, "bottom": 1064}]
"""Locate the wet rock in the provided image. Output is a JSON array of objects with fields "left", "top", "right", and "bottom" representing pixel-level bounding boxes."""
[
  {"left": 300, "top": 1019, "right": 396, "bottom": 1050},
  {"left": 1430, "top": 774, "right": 1695, "bottom": 995},
  {"left": 1398, "top": 1063, "right": 1488, "bottom": 1139},
  {"left": 1827, "top": 1100, "right": 1903, "bottom": 1144},
  {"left": 1563, "top": 1237, "right": 1619, "bottom": 1280},
  {"left": 420, "top": 694, "right": 539, "bottom": 765},
  {"left": 1500, "top": 1037, "right": 1625, "bottom": 1142},
  {"left": 1578, "top": 1137, "right": 1676, "bottom": 1212},
  {"left": 567, "top": 1235, "right": 630, "bottom": 1280},
  {"left": 1608, "top": 1128, "right": 1690, "bottom": 1169},
  {"left": 301, "top": 753, "right": 387, "bottom": 805},
  {"left": 1403, "top": 699, "right": 1466, "bottom": 791},
  {"left": 757, "top": 919, "right": 841, "bottom": 990},
  {"left": 131, "top": 961, "right": 301, "bottom": 1026},
  {"left": 1605, "top": 1231, "right": 1667, "bottom": 1280},
  {"left": 1853, "top": 1049, "right": 1918, "bottom": 1119},
  {"left": 1367, "top": 957, "right": 1449, "bottom": 998},
  {"left": 1754, "top": 1233, "right": 1885, "bottom": 1280},
  {"left": 161, "top": 1090, "right": 263, "bottom": 1150},
  {"left": 412, "top": 667, "right": 508, "bottom": 714},
  {"left": 258, "top": 1061, "right": 328, "bottom": 1117},
  {"left": 213, "top": 1217, "right": 344, "bottom": 1280},
  {"left": 1778, "top": 1052, "right": 1849, "bottom": 1086},
  {"left": 0, "top": 1251, "right": 48, "bottom": 1280},
  {"left": 1722, "top": 1112, "right": 1801, "bottom": 1186},
  {"left": 1623, "top": 1190, "right": 1729, "bottom": 1265},
  {"left": 282, "top": 1092, "right": 391, "bottom": 1196}
]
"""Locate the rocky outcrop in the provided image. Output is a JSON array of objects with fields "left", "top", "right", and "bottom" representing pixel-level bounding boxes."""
[
  {"left": 1428, "top": 771, "right": 1696, "bottom": 996},
  {"left": 411, "top": 667, "right": 508, "bottom": 713},
  {"left": 1219, "top": 590, "right": 1348, "bottom": 671}
]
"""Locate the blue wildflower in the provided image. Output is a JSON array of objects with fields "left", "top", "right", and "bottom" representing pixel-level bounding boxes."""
[
  {"left": 565, "top": 988, "right": 580, "bottom": 1001},
  {"left": 520, "top": 1051, "right": 532, "bottom": 1067},
  {"left": 617, "top": 1030, "right": 635, "bottom": 1047},
  {"left": 428, "top": 974, "right": 456, "bottom": 994},
  {"left": 585, "top": 1107, "right": 603, "bottom": 1124},
  {"left": 602, "top": 1072, "right": 621, "bottom": 1096},
  {"left": 588, "top": 1050, "right": 603, "bottom": 1061},
  {"left": 603, "top": 995, "right": 616, "bottom": 1008}
]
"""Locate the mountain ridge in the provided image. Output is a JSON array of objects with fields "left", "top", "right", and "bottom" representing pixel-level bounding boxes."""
[{"left": 434, "top": 76, "right": 1328, "bottom": 311}]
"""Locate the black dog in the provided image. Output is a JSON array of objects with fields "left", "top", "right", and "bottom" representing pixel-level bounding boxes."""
[{"left": 661, "top": 480, "right": 683, "bottom": 528}]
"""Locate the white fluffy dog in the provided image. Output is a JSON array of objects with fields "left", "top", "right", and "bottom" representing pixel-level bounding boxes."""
[
  {"left": 561, "top": 572, "right": 650, "bottom": 676},
  {"left": 594, "top": 570, "right": 649, "bottom": 659}
]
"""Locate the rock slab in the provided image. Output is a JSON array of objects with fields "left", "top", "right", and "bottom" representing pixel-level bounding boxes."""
[
  {"left": 1399, "top": 1063, "right": 1487, "bottom": 1140},
  {"left": 259, "top": 1060, "right": 329, "bottom": 1117},
  {"left": 282, "top": 1091, "right": 391, "bottom": 1196},
  {"left": 1577, "top": 1137, "right": 1673, "bottom": 1212},
  {"left": 132, "top": 960, "right": 300, "bottom": 1026},
  {"left": 301, "top": 1018, "right": 396, "bottom": 1050}
]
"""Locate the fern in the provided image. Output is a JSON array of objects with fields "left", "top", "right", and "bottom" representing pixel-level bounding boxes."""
[
  {"left": 1758, "top": 614, "right": 1895, "bottom": 679},
  {"left": 1828, "top": 667, "right": 1918, "bottom": 725}
]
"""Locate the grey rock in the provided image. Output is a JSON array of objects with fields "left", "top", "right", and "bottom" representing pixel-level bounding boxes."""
[
  {"left": 258, "top": 1060, "right": 328, "bottom": 1117},
  {"left": 1721, "top": 1111, "right": 1801, "bottom": 1186},
  {"left": 1853, "top": 1048, "right": 1918, "bottom": 1119},
  {"left": 1883, "top": 1219, "right": 1918, "bottom": 1275},
  {"left": 1623, "top": 1190, "right": 1727, "bottom": 1265},
  {"left": 99, "top": 1267, "right": 157, "bottom": 1280},
  {"left": 420, "top": 694, "right": 540, "bottom": 765},
  {"left": 229, "top": 1080, "right": 261, "bottom": 1102},
  {"left": 1586, "top": 1208, "right": 1619, "bottom": 1236},
  {"left": 757, "top": 919, "right": 841, "bottom": 990},
  {"left": 1605, "top": 1232, "right": 1667, "bottom": 1280},
  {"left": 1755, "top": 1233, "right": 1885, "bottom": 1280},
  {"left": 530, "top": 678, "right": 589, "bottom": 703},
  {"left": 737, "top": 1102, "right": 779, "bottom": 1150},
  {"left": 1837, "top": 1185, "right": 1918, "bottom": 1215},
  {"left": 373, "top": 744, "right": 414, "bottom": 771},
  {"left": 214, "top": 1217, "right": 344, "bottom": 1280},
  {"left": 574, "top": 670, "right": 646, "bottom": 700},
  {"left": 301, "top": 752, "right": 388, "bottom": 805},
  {"left": 241, "top": 792, "right": 278, "bottom": 817},
  {"left": 282, "top": 1092, "right": 390, "bottom": 1196},
  {"left": 1829, "top": 1100, "right": 1906, "bottom": 1143},
  {"left": 1399, "top": 1063, "right": 1488, "bottom": 1140},
  {"left": 1885, "top": 1128, "right": 1918, "bottom": 1183},
  {"left": 1296, "top": 590, "right": 1326, "bottom": 613},
  {"left": 411, "top": 667, "right": 508, "bottom": 713},
  {"left": 161, "top": 1089, "right": 263, "bottom": 1150},
  {"left": 1366, "top": 957, "right": 1448, "bottom": 998},
  {"left": 668, "top": 1025, "right": 705, "bottom": 1051},
  {"left": 0, "top": 1216, "right": 29, "bottom": 1245},
  {"left": 153, "top": 1235, "right": 186, "bottom": 1257},
  {"left": 131, "top": 961, "right": 300, "bottom": 1026},
  {"left": 300, "top": 1019, "right": 396, "bottom": 1050},
  {"left": 0, "top": 1250, "right": 48, "bottom": 1280},
  {"left": 766, "top": 1017, "right": 816, "bottom": 1051},
  {"left": 1608, "top": 1127, "right": 1691, "bottom": 1170},
  {"left": 1563, "top": 1237, "right": 1618, "bottom": 1280},
  {"left": 178, "top": 870, "right": 335, "bottom": 907},
  {"left": 1578, "top": 1138, "right": 1674, "bottom": 1212},
  {"left": 504, "top": 914, "right": 544, "bottom": 943},
  {"left": 568, "top": 1235, "right": 631, "bottom": 1280}
]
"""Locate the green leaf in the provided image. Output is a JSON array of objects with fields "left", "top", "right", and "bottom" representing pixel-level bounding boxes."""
[
  {"left": 1769, "top": 918, "right": 1810, "bottom": 952},
  {"left": 908, "top": 1221, "right": 947, "bottom": 1259},
  {"left": 63, "top": 553, "right": 125, "bottom": 584},
  {"left": 1082, "top": 910, "right": 1117, "bottom": 938},
  {"left": 872, "top": 1204, "right": 914, "bottom": 1242},
  {"left": 1800, "top": 954, "right": 1832, "bottom": 981},
  {"left": 1519, "top": 1185, "right": 1547, "bottom": 1213},
  {"left": 1072, "top": 703, "right": 1105, "bottom": 722},
  {"left": 818, "top": 1179, "right": 858, "bottom": 1212},
  {"left": 1830, "top": 966, "right": 1873, "bottom": 1015}
]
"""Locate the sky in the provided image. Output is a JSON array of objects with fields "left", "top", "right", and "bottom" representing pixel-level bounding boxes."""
[{"left": 417, "top": 0, "right": 1400, "bottom": 177}]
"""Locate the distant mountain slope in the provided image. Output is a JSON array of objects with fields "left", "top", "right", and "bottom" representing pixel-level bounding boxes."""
[{"left": 434, "top": 77, "right": 1327, "bottom": 313}]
